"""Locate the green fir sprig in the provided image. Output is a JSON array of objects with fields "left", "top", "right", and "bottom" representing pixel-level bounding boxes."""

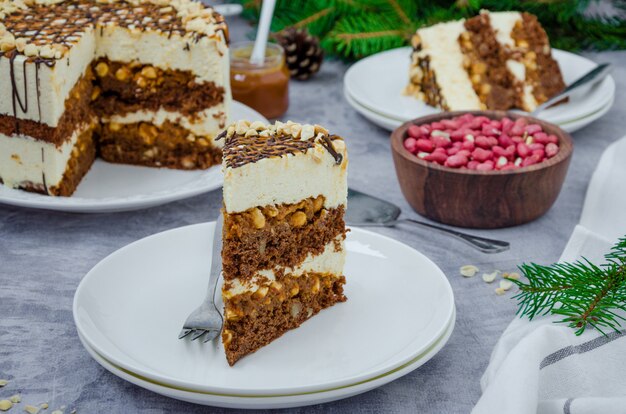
[
  {"left": 512, "top": 236, "right": 626, "bottom": 336},
  {"left": 235, "top": 0, "right": 626, "bottom": 60}
]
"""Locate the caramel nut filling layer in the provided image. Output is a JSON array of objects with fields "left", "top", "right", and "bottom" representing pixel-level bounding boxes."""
[
  {"left": 222, "top": 272, "right": 346, "bottom": 365},
  {"left": 222, "top": 196, "right": 347, "bottom": 280},
  {"left": 98, "top": 120, "right": 222, "bottom": 170},
  {"left": 462, "top": 14, "right": 518, "bottom": 110},
  {"left": 91, "top": 59, "right": 225, "bottom": 118},
  {"left": 511, "top": 14, "right": 565, "bottom": 105}
]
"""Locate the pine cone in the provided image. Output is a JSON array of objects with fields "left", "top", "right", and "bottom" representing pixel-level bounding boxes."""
[{"left": 275, "top": 27, "right": 324, "bottom": 81}]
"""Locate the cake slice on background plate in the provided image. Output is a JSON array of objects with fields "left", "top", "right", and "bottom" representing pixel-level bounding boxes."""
[
  {"left": 219, "top": 120, "right": 348, "bottom": 366},
  {"left": 405, "top": 10, "right": 565, "bottom": 112}
]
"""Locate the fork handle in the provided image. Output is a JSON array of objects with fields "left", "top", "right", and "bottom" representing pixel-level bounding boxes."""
[
  {"left": 401, "top": 219, "right": 510, "bottom": 253},
  {"left": 207, "top": 213, "right": 224, "bottom": 305}
]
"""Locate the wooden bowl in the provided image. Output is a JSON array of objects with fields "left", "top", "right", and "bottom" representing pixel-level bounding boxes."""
[{"left": 390, "top": 111, "right": 573, "bottom": 229}]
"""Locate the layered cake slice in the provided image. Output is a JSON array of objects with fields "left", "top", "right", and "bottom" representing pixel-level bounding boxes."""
[
  {"left": 0, "top": 0, "right": 229, "bottom": 196},
  {"left": 405, "top": 10, "right": 565, "bottom": 112},
  {"left": 220, "top": 120, "right": 348, "bottom": 365}
]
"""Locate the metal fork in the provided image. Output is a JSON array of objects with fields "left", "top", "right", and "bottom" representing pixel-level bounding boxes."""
[{"left": 178, "top": 213, "right": 224, "bottom": 343}]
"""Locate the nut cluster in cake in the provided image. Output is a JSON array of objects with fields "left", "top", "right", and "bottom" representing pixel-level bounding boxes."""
[
  {"left": 220, "top": 120, "right": 345, "bottom": 169},
  {"left": 0, "top": 0, "right": 227, "bottom": 62}
]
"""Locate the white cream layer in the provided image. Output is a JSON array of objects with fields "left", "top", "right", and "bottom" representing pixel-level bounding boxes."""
[
  {"left": 224, "top": 237, "right": 346, "bottom": 296},
  {"left": 487, "top": 11, "right": 521, "bottom": 48},
  {"left": 102, "top": 103, "right": 229, "bottom": 147},
  {"left": 0, "top": 124, "right": 89, "bottom": 192},
  {"left": 0, "top": 25, "right": 229, "bottom": 127},
  {"left": 414, "top": 20, "right": 482, "bottom": 110},
  {"left": 223, "top": 142, "right": 348, "bottom": 214},
  {"left": 486, "top": 11, "right": 538, "bottom": 111},
  {"left": 0, "top": 27, "right": 96, "bottom": 128},
  {"left": 95, "top": 25, "right": 229, "bottom": 86}
]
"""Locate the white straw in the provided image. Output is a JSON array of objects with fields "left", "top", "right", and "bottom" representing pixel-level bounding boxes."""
[{"left": 249, "top": 0, "right": 276, "bottom": 65}]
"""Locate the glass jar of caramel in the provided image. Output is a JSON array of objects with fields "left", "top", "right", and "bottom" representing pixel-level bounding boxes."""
[{"left": 230, "top": 41, "right": 290, "bottom": 119}]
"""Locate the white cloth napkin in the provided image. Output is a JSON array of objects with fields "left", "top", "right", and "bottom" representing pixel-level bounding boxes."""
[
  {"left": 473, "top": 226, "right": 626, "bottom": 414},
  {"left": 473, "top": 136, "right": 626, "bottom": 414}
]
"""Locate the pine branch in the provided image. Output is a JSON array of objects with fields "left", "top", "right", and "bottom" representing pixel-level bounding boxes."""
[
  {"left": 511, "top": 237, "right": 626, "bottom": 335},
  {"left": 322, "top": 13, "right": 413, "bottom": 59},
  {"left": 386, "top": 0, "right": 412, "bottom": 25}
]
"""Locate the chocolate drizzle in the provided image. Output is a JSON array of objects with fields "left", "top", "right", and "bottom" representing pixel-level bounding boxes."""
[
  {"left": 35, "top": 62, "right": 42, "bottom": 122},
  {"left": 41, "top": 148, "right": 48, "bottom": 194},
  {"left": 223, "top": 133, "right": 314, "bottom": 169},
  {"left": 8, "top": 52, "right": 29, "bottom": 134},
  {"left": 223, "top": 128, "right": 345, "bottom": 169},
  {"left": 321, "top": 134, "right": 343, "bottom": 165},
  {"left": 9, "top": 53, "right": 29, "bottom": 115}
]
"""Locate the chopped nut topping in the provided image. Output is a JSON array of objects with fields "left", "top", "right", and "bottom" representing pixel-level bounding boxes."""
[
  {"left": 460, "top": 265, "right": 479, "bottom": 277},
  {"left": 0, "top": 0, "right": 227, "bottom": 60},
  {"left": 290, "top": 302, "right": 302, "bottom": 318},
  {"left": 289, "top": 211, "right": 307, "bottom": 227},
  {"left": 270, "top": 281, "right": 283, "bottom": 292},
  {"left": 253, "top": 286, "right": 268, "bottom": 299},
  {"left": 222, "top": 329, "right": 233, "bottom": 346},
  {"left": 24, "top": 404, "right": 40, "bottom": 414},
  {"left": 482, "top": 271, "right": 499, "bottom": 283},
  {"left": 0, "top": 400, "right": 12, "bottom": 411},
  {"left": 499, "top": 279, "right": 513, "bottom": 291},
  {"left": 290, "top": 285, "right": 299, "bottom": 297},
  {"left": 249, "top": 208, "right": 265, "bottom": 229},
  {"left": 95, "top": 62, "right": 109, "bottom": 77},
  {"left": 140, "top": 65, "right": 157, "bottom": 79},
  {"left": 504, "top": 272, "right": 520, "bottom": 280}
]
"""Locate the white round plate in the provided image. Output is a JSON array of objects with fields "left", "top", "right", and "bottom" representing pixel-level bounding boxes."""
[
  {"left": 345, "top": 87, "right": 403, "bottom": 131},
  {"left": 344, "top": 47, "right": 615, "bottom": 128},
  {"left": 74, "top": 223, "right": 455, "bottom": 397},
  {"left": 76, "top": 308, "right": 455, "bottom": 409},
  {"left": 345, "top": 84, "right": 615, "bottom": 134},
  {"left": 0, "top": 101, "right": 267, "bottom": 213}
]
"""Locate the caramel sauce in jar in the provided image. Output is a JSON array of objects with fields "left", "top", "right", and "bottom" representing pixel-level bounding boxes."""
[{"left": 230, "top": 42, "right": 290, "bottom": 119}]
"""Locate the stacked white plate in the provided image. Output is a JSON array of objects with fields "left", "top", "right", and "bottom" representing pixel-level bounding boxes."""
[
  {"left": 74, "top": 223, "right": 456, "bottom": 409},
  {"left": 344, "top": 47, "right": 615, "bottom": 133}
]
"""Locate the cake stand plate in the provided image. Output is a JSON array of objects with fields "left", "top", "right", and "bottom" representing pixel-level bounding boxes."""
[
  {"left": 74, "top": 223, "right": 455, "bottom": 400},
  {"left": 344, "top": 47, "right": 615, "bottom": 132},
  {"left": 0, "top": 101, "right": 266, "bottom": 213}
]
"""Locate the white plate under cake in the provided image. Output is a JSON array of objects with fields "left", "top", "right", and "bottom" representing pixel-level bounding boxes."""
[
  {"left": 73, "top": 222, "right": 455, "bottom": 397},
  {"left": 0, "top": 0, "right": 230, "bottom": 197}
]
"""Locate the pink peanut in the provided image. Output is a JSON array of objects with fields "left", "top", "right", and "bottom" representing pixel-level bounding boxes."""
[{"left": 403, "top": 114, "right": 559, "bottom": 170}]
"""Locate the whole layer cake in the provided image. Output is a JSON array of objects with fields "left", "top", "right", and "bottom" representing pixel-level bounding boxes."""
[
  {"left": 405, "top": 10, "right": 565, "bottom": 112},
  {"left": 0, "top": 0, "right": 230, "bottom": 196},
  {"left": 220, "top": 120, "right": 348, "bottom": 366}
]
